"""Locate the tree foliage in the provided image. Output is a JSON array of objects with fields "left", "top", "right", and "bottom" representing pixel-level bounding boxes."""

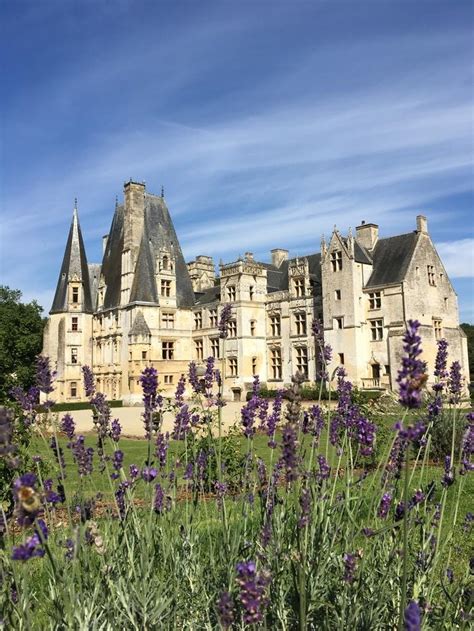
[
  {"left": 460, "top": 322, "right": 474, "bottom": 379},
  {"left": 0, "top": 285, "right": 45, "bottom": 402}
]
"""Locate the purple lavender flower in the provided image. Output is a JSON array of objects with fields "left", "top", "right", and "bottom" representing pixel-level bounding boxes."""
[
  {"left": 60, "top": 413, "right": 75, "bottom": 440},
  {"left": 174, "top": 374, "right": 186, "bottom": 405},
  {"left": 64, "top": 538, "right": 75, "bottom": 561},
  {"left": 82, "top": 365, "right": 96, "bottom": 398},
  {"left": 343, "top": 553, "right": 358, "bottom": 583},
  {"left": 154, "top": 483, "right": 165, "bottom": 514},
  {"left": 312, "top": 318, "right": 332, "bottom": 381},
  {"left": 12, "top": 521, "right": 48, "bottom": 561},
  {"left": 317, "top": 455, "right": 331, "bottom": 482},
  {"left": 203, "top": 356, "right": 216, "bottom": 397},
  {"left": 129, "top": 464, "right": 139, "bottom": 479},
  {"left": 188, "top": 361, "right": 201, "bottom": 394},
  {"left": 10, "top": 385, "right": 39, "bottom": 425},
  {"left": 156, "top": 432, "right": 169, "bottom": 468},
  {"left": 281, "top": 422, "right": 299, "bottom": 483},
  {"left": 218, "top": 303, "right": 233, "bottom": 339},
  {"left": 196, "top": 449, "right": 208, "bottom": 483},
  {"left": 378, "top": 492, "right": 392, "bottom": 519},
  {"left": 235, "top": 561, "right": 270, "bottom": 625},
  {"left": 448, "top": 361, "right": 463, "bottom": 403},
  {"left": 460, "top": 413, "right": 474, "bottom": 475},
  {"left": 215, "top": 481, "right": 228, "bottom": 509},
  {"left": 395, "top": 501, "right": 405, "bottom": 522},
  {"left": 441, "top": 455, "right": 455, "bottom": 487},
  {"left": 141, "top": 467, "right": 158, "bottom": 483},
  {"left": 35, "top": 356, "right": 55, "bottom": 397},
  {"left": 172, "top": 404, "right": 191, "bottom": 440},
  {"left": 306, "top": 405, "right": 325, "bottom": 443},
  {"left": 91, "top": 392, "right": 112, "bottom": 440},
  {"left": 396, "top": 320, "right": 427, "bottom": 409},
  {"left": 434, "top": 338, "right": 448, "bottom": 381},
  {"left": 217, "top": 591, "right": 234, "bottom": 629},
  {"left": 404, "top": 601, "right": 422, "bottom": 631},
  {"left": 139, "top": 366, "right": 161, "bottom": 438},
  {"left": 111, "top": 450, "right": 124, "bottom": 479},
  {"left": 115, "top": 480, "right": 130, "bottom": 519},
  {"left": 111, "top": 419, "right": 121, "bottom": 442},
  {"left": 266, "top": 390, "right": 283, "bottom": 448},
  {"left": 241, "top": 392, "right": 260, "bottom": 439},
  {"left": 183, "top": 462, "right": 194, "bottom": 480},
  {"left": 43, "top": 478, "right": 63, "bottom": 505},
  {"left": 298, "top": 486, "right": 311, "bottom": 528},
  {"left": 71, "top": 436, "right": 94, "bottom": 477}
]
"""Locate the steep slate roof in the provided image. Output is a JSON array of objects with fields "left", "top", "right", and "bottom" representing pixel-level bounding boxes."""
[
  {"left": 101, "top": 204, "right": 124, "bottom": 310},
  {"left": 365, "top": 232, "right": 419, "bottom": 287},
  {"left": 143, "top": 194, "right": 195, "bottom": 307},
  {"left": 129, "top": 226, "right": 159, "bottom": 304},
  {"left": 50, "top": 209, "right": 93, "bottom": 314},
  {"left": 99, "top": 193, "right": 195, "bottom": 310},
  {"left": 88, "top": 264, "right": 101, "bottom": 311},
  {"left": 129, "top": 310, "right": 151, "bottom": 336},
  {"left": 194, "top": 285, "right": 221, "bottom": 305}
]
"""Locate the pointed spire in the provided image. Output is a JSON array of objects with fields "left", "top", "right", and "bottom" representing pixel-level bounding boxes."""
[
  {"left": 161, "top": 185, "right": 164, "bottom": 198},
  {"left": 50, "top": 206, "right": 93, "bottom": 314},
  {"left": 115, "top": 195, "right": 118, "bottom": 208}
]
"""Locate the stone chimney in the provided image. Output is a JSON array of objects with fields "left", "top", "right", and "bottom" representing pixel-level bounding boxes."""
[
  {"left": 355, "top": 221, "right": 379, "bottom": 251},
  {"left": 416, "top": 215, "right": 428, "bottom": 234},
  {"left": 123, "top": 180, "right": 146, "bottom": 260},
  {"left": 271, "top": 248, "right": 289, "bottom": 268}
]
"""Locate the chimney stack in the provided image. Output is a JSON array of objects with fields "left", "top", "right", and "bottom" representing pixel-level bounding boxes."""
[
  {"left": 355, "top": 222, "right": 379, "bottom": 251},
  {"left": 271, "top": 248, "right": 289, "bottom": 268},
  {"left": 416, "top": 215, "right": 428, "bottom": 234}
]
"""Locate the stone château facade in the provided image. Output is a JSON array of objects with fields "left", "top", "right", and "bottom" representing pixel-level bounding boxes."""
[{"left": 43, "top": 180, "right": 469, "bottom": 403}]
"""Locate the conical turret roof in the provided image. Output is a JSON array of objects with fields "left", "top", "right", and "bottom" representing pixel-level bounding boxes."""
[{"left": 50, "top": 207, "right": 93, "bottom": 314}]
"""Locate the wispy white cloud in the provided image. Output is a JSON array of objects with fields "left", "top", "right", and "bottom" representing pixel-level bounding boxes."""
[
  {"left": 436, "top": 240, "right": 474, "bottom": 279},
  {"left": 1, "top": 3, "right": 472, "bottom": 320}
]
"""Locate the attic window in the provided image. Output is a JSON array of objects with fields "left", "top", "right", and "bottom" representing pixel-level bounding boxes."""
[
  {"left": 72, "top": 287, "right": 79, "bottom": 303},
  {"left": 162, "top": 255, "right": 169, "bottom": 271},
  {"left": 427, "top": 265, "right": 436, "bottom": 286},
  {"left": 331, "top": 251, "right": 343, "bottom": 271}
]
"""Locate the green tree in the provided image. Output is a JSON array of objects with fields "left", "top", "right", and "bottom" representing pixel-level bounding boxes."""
[
  {"left": 460, "top": 323, "right": 474, "bottom": 379},
  {"left": 0, "top": 286, "right": 45, "bottom": 402}
]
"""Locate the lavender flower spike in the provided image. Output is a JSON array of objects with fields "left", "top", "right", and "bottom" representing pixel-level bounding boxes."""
[
  {"left": 404, "top": 601, "right": 422, "bottom": 631},
  {"left": 396, "top": 320, "right": 427, "bottom": 409},
  {"left": 218, "top": 303, "right": 233, "bottom": 339}
]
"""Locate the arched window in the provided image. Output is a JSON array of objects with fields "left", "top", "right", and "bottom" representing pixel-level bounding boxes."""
[{"left": 162, "top": 255, "right": 169, "bottom": 271}]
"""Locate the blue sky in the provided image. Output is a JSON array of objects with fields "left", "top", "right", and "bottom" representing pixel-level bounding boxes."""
[{"left": 1, "top": 0, "right": 473, "bottom": 320}]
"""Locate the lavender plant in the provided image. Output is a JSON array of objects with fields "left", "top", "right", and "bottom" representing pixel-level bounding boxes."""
[{"left": 0, "top": 326, "right": 472, "bottom": 630}]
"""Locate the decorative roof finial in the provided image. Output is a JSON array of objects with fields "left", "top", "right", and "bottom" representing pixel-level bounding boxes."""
[
  {"left": 115, "top": 195, "right": 118, "bottom": 207},
  {"left": 161, "top": 185, "right": 165, "bottom": 198},
  {"left": 74, "top": 197, "right": 77, "bottom": 210}
]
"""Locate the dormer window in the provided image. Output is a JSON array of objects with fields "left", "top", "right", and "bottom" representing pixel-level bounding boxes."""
[
  {"left": 72, "top": 287, "right": 79, "bottom": 303},
  {"left": 162, "top": 255, "right": 169, "bottom": 271},
  {"left": 161, "top": 280, "right": 172, "bottom": 297},
  {"left": 331, "top": 251, "right": 343, "bottom": 271}
]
